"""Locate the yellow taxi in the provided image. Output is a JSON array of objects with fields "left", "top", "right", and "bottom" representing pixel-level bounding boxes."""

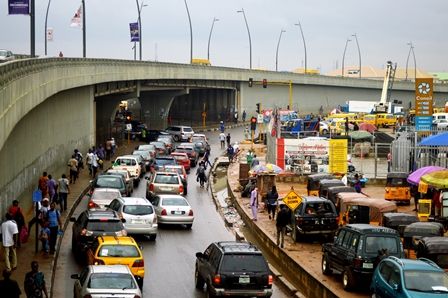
[
  {"left": 362, "top": 114, "right": 377, "bottom": 126},
  {"left": 329, "top": 119, "right": 347, "bottom": 135},
  {"left": 86, "top": 236, "right": 145, "bottom": 288},
  {"left": 327, "top": 113, "right": 358, "bottom": 122},
  {"left": 376, "top": 113, "right": 397, "bottom": 127}
]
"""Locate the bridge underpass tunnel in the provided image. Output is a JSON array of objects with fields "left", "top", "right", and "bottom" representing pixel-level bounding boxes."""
[{"left": 169, "top": 89, "right": 236, "bottom": 126}]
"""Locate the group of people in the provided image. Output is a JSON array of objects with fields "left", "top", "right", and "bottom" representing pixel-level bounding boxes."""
[
  {"left": 37, "top": 172, "right": 70, "bottom": 212},
  {"left": 196, "top": 143, "right": 212, "bottom": 187},
  {"left": 249, "top": 185, "right": 290, "bottom": 248}
]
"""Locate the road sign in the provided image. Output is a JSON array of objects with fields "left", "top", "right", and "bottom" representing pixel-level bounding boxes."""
[
  {"left": 282, "top": 190, "right": 302, "bottom": 211},
  {"left": 125, "top": 123, "right": 132, "bottom": 131},
  {"left": 257, "top": 114, "right": 263, "bottom": 123},
  {"left": 415, "top": 78, "right": 433, "bottom": 132},
  {"left": 32, "top": 189, "right": 42, "bottom": 203}
]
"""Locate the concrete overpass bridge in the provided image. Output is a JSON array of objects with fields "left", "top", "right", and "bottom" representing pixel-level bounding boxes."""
[{"left": 1, "top": 57, "right": 448, "bottom": 214}]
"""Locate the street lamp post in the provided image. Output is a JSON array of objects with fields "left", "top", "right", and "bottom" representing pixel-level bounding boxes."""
[
  {"left": 294, "top": 20, "right": 307, "bottom": 74},
  {"left": 352, "top": 33, "right": 361, "bottom": 78},
  {"left": 237, "top": 9, "right": 252, "bottom": 69},
  {"left": 341, "top": 38, "right": 351, "bottom": 77},
  {"left": 275, "top": 29, "right": 286, "bottom": 71},
  {"left": 405, "top": 42, "right": 417, "bottom": 81},
  {"left": 44, "top": 0, "right": 52, "bottom": 56},
  {"left": 135, "top": 0, "right": 148, "bottom": 61},
  {"left": 183, "top": 0, "right": 193, "bottom": 63},
  {"left": 82, "top": 0, "right": 86, "bottom": 57},
  {"left": 207, "top": 17, "right": 219, "bottom": 62},
  {"left": 30, "top": 0, "right": 35, "bottom": 57}
]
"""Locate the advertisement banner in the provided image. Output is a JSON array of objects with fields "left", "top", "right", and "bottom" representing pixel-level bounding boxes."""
[
  {"left": 130, "top": 22, "right": 140, "bottom": 42},
  {"left": 329, "top": 139, "right": 348, "bottom": 174},
  {"left": 415, "top": 78, "right": 433, "bottom": 132},
  {"left": 70, "top": 6, "right": 82, "bottom": 28},
  {"left": 8, "top": 0, "right": 29, "bottom": 15},
  {"left": 282, "top": 138, "right": 329, "bottom": 174}
]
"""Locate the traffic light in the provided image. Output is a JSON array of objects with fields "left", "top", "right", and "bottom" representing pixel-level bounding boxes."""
[
  {"left": 250, "top": 116, "right": 257, "bottom": 131},
  {"left": 248, "top": 77, "right": 253, "bottom": 87},
  {"left": 256, "top": 103, "right": 260, "bottom": 113},
  {"left": 262, "top": 79, "right": 267, "bottom": 88}
]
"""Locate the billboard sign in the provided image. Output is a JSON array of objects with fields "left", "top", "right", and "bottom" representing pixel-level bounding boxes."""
[
  {"left": 8, "top": 0, "right": 29, "bottom": 15},
  {"left": 130, "top": 22, "right": 140, "bottom": 42},
  {"left": 415, "top": 78, "right": 433, "bottom": 131}
]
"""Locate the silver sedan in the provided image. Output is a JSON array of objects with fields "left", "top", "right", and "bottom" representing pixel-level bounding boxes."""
[{"left": 152, "top": 194, "right": 194, "bottom": 229}]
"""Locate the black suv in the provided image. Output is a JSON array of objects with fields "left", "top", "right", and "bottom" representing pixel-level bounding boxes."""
[
  {"left": 195, "top": 241, "right": 273, "bottom": 297},
  {"left": 321, "top": 224, "right": 404, "bottom": 291},
  {"left": 70, "top": 209, "right": 126, "bottom": 262},
  {"left": 288, "top": 196, "right": 338, "bottom": 241}
]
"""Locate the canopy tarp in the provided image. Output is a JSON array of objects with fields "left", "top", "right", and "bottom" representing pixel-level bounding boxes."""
[
  {"left": 407, "top": 166, "right": 446, "bottom": 185},
  {"left": 421, "top": 170, "right": 448, "bottom": 189},
  {"left": 419, "top": 132, "right": 448, "bottom": 146}
]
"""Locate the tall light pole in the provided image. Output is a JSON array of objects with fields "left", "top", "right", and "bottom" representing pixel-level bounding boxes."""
[
  {"left": 341, "top": 38, "right": 351, "bottom": 77},
  {"left": 135, "top": 0, "right": 148, "bottom": 61},
  {"left": 82, "top": 0, "right": 86, "bottom": 57},
  {"left": 183, "top": 0, "right": 193, "bottom": 63},
  {"left": 275, "top": 29, "right": 286, "bottom": 71},
  {"left": 237, "top": 9, "right": 252, "bottom": 69},
  {"left": 207, "top": 17, "right": 219, "bottom": 61},
  {"left": 44, "top": 0, "right": 52, "bottom": 56},
  {"left": 405, "top": 42, "right": 417, "bottom": 81},
  {"left": 294, "top": 20, "right": 307, "bottom": 74},
  {"left": 352, "top": 33, "right": 361, "bottom": 78},
  {"left": 30, "top": 0, "right": 35, "bottom": 57}
]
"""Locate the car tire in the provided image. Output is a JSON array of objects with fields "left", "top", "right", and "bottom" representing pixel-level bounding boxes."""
[
  {"left": 194, "top": 267, "right": 205, "bottom": 289},
  {"left": 342, "top": 268, "right": 356, "bottom": 291},
  {"left": 322, "top": 129, "right": 328, "bottom": 134},
  {"left": 174, "top": 135, "right": 180, "bottom": 142},
  {"left": 185, "top": 224, "right": 193, "bottom": 230},
  {"left": 322, "top": 255, "right": 332, "bottom": 275},
  {"left": 149, "top": 234, "right": 157, "bottom": 241}
]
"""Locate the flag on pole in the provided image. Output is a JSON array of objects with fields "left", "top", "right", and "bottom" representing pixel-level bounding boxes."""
[
  {"left": 129, "top": 22, "right": 140, "bottom": 42},
  {"left": 70, "top": 5, "right": 82, "bottom": 28},
  {"left": 47, "top": 28, "right": 54, "bottom": 41}
]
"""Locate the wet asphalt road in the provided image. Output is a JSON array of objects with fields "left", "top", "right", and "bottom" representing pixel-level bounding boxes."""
[{"left": 53, "top": 127, "right": 289, "bottom": 298}]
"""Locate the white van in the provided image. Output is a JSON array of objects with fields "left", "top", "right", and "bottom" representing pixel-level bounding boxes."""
[
  {"left": 112, "top": 155, "right": 142, "bottom": 184},
  {"left": 433, "top": 113, "right": 448, "bottom": 122}
]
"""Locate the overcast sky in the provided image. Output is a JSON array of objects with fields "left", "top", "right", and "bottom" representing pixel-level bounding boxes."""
[{"left": 1, "top": 0, "right": 447, "bottom": 73}]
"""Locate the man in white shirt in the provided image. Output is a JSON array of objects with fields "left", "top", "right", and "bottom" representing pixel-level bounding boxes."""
[
  {"left": 1, "top": 213, "right": 18, "bottom": 272},
  {"left": 219, "top": 132, "right": 226, "bottom": 149}
]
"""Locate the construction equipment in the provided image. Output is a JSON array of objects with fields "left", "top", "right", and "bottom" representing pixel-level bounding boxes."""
[{"left": 373, "top": 61, "right": 397, "bottom": 114}]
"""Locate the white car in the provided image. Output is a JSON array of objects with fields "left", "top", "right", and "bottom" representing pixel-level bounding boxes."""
[
  {"left": 0, "top": 49, "right": 15, "bottom": 63},
  {"left": 165, "top": 125, "right": 195, "bottom": 142},
  {"left": 71, "top": 265, "right": 142, "bottom": 298},
  {"left": 108, "top": 196, "right": 158, "bottom": 240},
  {"left": 152, "top": 194, "right": 194, "bottom": 229},
  {"left": 436, "top": 119, "right": 448, "bottom": 130},
  {"left": 88, "top": 188, "right": 122, "bottom": 209}
]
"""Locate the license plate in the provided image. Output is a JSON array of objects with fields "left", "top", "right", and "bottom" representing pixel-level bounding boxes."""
[
  {"left": 363, "top": 263, "right": 373, "bottom": 269},
  {"left": 239, "top": 276, "right": 250, "bottom": 284},
  {"left": 132, "top": 219, "right": 144, "bottom": 224},
  {"left": 174, "top": 211, "right": 183, "bottom": 215}
]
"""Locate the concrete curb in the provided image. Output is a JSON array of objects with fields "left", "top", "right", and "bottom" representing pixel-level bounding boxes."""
[{"left": 226, "top": 179, "right": 339, "bottom": 298}]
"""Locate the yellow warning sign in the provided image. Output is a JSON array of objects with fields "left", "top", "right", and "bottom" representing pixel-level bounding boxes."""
[{"left": 282, "top": 190, "right": 302, "bottom": 211}]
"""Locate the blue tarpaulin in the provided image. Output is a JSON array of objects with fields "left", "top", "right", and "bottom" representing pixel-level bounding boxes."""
[{"left": 419, "top": 132, "right": 448, "bottom": 146}]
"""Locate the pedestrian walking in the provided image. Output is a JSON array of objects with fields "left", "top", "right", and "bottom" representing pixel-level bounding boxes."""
[
  {"left": 57, "top": 174, "right": 70, "bottom": 212},
  {"left": 91, "top": 151, "right": 99, "bottom": 177},
  {"left": 276, "top": 204, "right": 289, "bottom": 248},
  {"left": 74, "top": 149, "right": 84, "bottom": 171},
  {"left": 8, "top": 200, "right": 26, "bottom": 247},
  {"left": 38, "top": 198, "right": 50, "bottom": 227},
  {"left": 46, "top": 202, "right": 61, "bottom": 255},
  {"left": 105, "top": 139, "right": 113, "bottom": 160},
  {"left": 111, "top": 138, "right": 116, "bottom": 157},
  {"left": 96, "top": 145, "right": 106, "bottom": 169},
  {"left": 242, "top": 110, "right": 246, "bottom": 122},
  {"left": 46, "top": 175, "right": 57, "bottom": 203},
  {"left": 67, "top": 155, "right": 78, "bottom": 184},
  {"left": 39, "top": 222, "right": 50, "bottom": 254},
  {"left": 250, "top": 187, "right": 259, "bottom": 221},
  {"left": 203, "top": 150, "right": 212, "bottom": 168},
  {"left": 220, "top": 121, "right": 225, "bottom": 133},
  {"left": 86, "top": 149, "right": 94, "bottom": 177},
  {"left": 24, "top": 261, "right": 48, "bottom": 298},
  {"left": 226, "top": 133, "right": 231, "bottom": 147},
  {"left": 1, "top": 213, "right": 18, "bottom": 272},
  {"left": 234, "top": 111, "right": 238, "bottom": 123},
  {"left": 28, "top": 199, "right": 42, "bottom": 232},
  {"left": 219, "top": 132, "right": 226, "bottom": 149},
  {"left": 250, "top": 155, "right": 259, "bottom": 168},
  {"left": 345, "top": 117, "right": 349, "bottom": 135},
  {"left": 37, "top": 172, "right": 49, "bottom": 198},
  {"left": 226, "top": 144, "right": 235, "bottom": 162},
  {"left": 266, "top": 186, "right": 279, "bottom": 220},
  {"left": 0, "top": 269, "right": 21, "bottom": 298},
  {"left": 387, "top": 151, "right": 392, "bottom": 172}
]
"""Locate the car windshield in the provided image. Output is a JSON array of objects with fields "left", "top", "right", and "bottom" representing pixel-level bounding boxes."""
[
  {"left": 88, "top": 273, "right": 137, "bottom": 289},
  {"left": 365, "top": 236, "right": 398, "bottom": 254},
  {"left": 221, "top": 255, "right": 268, "bottom": 272},
  {"left": 172, "top": 155, "right": 186, "bottom": 161},
  {"left": 95, "top": 177, "right": 124, "bottom": 189},
  {"left": 86, "top": 221, "right": 123, "bottom": 232},
  {"left": 138, "top": 145, "right": 155, "bottom": 151},
  {"left": 154, "top": 175, "right": 179, "bottom": 184},
  {"left": 155, "top": 158, "right": 176, "bottom": 166},
  {"left": 183, "top": 127, "right": 193, "bottom": 132},
  {"left": 98, "top": 245, "right": 140, "bottom": 257},
  {"left": 386, "top": 178, "right": 407, "bottom": 186},
  {"left": 162, "top": 197, "right": 188, "bottom": 206},
  {"left": 404, "top": 271, "right": 448, "bottom": 293},
  {"left": 92, "top": 191, "right": 121, "bottom": 201},
  {"left": 123, "top": 205, "right": 153, "bottom": 215}
]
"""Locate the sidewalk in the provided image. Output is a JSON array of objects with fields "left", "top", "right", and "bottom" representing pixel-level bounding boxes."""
[{"left": 0, "top": 140, "right": 141, "bottom": 297}]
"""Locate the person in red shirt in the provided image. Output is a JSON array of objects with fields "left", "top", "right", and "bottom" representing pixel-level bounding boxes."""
[{"left": 38, "top": 172, "right": 49, "bottom": 197}]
